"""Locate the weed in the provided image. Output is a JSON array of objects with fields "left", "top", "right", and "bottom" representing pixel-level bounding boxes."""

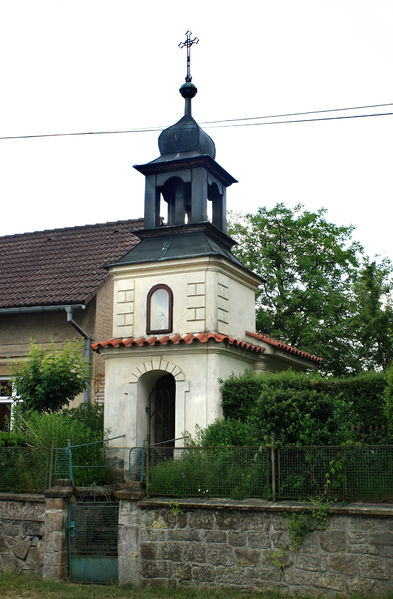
[
  {"left": 169, "top": 501, "right": 183, "bottom": 516},
  {"left": 285, "top": 498, "right": 330, "bottom": 550},
  {"left": 267, "top": 546, "right": 288, "bottom": 571}
]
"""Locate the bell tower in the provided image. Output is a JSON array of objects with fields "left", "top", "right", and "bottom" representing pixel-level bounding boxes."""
[
  {"left": 134, "top": 31, "right": 236, "bottom": 235},
  {"left": 106, "top": 31, "right": 260, "bottom": 343}
]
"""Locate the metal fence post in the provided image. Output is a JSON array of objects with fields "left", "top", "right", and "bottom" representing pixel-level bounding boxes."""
[
  {"left": 145, "top": 435, "right": 150, "bottom": 488},
  {"left": 67, "top": 439, "right": 74, "bottom": 486},
  {"left": 271, "top": 434, "right": 276, "bottom": 501},
  {"left": 140, "top": 439, "right": 146, "bottom": 483},
  {"left": 48, "top": 438, "right": 55, "bottom": 488}
]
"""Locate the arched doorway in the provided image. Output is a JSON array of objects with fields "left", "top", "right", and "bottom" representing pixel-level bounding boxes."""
[
  {"left": 130, "top": 361, "right": 186, "bottom": 448},
  {"left": 149, "top": 373, "right": 175, "bottom": 445}
]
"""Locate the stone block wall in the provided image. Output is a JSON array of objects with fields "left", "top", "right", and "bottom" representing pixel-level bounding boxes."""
[
  {"left": 0, "top": 482, "right": 72, "bottom": 580},
  {"left": 42, "top": 496, "right": 69, "bottom": 581},
  {"left": 118, "top": 498, "right": 393, "bottom": 596},
  {"left": 2, "top": 489, "right": 393, "bottom": 594},
  {"left": 0, "top": 493, "right": 45, "bottom": 576}
]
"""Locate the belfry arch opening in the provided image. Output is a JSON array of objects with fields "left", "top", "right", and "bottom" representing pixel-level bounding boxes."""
[
  {"left": 160, "top": 176, "right": 192, "bottom": 226},
  {"left": 208, "top": 181, "right": 225, "bottom": 230}
]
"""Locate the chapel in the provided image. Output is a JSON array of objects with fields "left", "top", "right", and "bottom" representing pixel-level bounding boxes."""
[{"left": 92, "top": 36, "right": 321, "bottom": 454}]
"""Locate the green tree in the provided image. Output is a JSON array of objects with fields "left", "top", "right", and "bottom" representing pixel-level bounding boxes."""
[
  {"left": 12, "top": 340, "right": 90, "bottom": 412},
  {"left": 229, "top": 203, "right": 393, "bottom": 375},
  {"left": 384, "top": 361, "right": 393, "bottom": 437},
  {"left": 351, "top": 260, "right": 393, "bottom": 371}
]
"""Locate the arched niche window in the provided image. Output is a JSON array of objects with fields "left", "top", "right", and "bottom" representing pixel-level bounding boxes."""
[{"left": 146, "top": 284, "right": 173, "bottom": 335}]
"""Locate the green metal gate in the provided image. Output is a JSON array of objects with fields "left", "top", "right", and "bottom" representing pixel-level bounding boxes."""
[{"left": 67, "top": 501, "right": 118, "bottom": 584}]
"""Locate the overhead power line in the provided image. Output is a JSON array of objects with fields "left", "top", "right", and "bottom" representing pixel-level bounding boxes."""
[
  {"left": 206, "top": 111, "right": 393, "bottom": 129},
  {"left": 0, "top": 102, "right": 392, "bottom": 141},
  {"left": 200, "top": 102, "right": 393, "bottom": 124},
  {"left": 0, "top": 126, "right": 162, "bottom": 141}
]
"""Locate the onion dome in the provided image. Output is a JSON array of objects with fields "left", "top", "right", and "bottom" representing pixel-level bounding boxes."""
[{"left": 158, "top": 81, "right": 216, "bottom": 160}]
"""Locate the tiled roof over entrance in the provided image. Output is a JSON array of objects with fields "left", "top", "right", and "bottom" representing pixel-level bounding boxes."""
[
  {"left": 92, "top": 332, "right": 265, "bottom": 354},
  {"left": 246, "top": 331, "right": 322, "bottom": 364},
  {"left": 0, "top": 219, "right": 143, "bottom": 308}
]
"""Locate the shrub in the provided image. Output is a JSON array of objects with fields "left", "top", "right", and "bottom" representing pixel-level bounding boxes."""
[
  {"left": 323, "top": 372, "right": 386, "bottom": 425},
  {"left": 249, "top": 372, "right": 352, "bottom": 446},
  {"left": 196, "top": 419, "right": 259, "bottom": 447},
  {"left": 0, "top": 430, "right": 28, "bottom": 447},
  {"left": 8, "top": 404, "right": 107, "bottom": 486},
  {"left": 220, "top": 370, "right": 264, "bottom": 420},
  {"left": 0, "top": 447, "right": 49, "bottom": 492},
  {"left": 384, "top": 362, "right": 393, "bottom": 439},
  {"left": 12, "top": 340, "right": 90, "bottom": 412},
  {"left": 11, "top": 403, "right": 104, "bottom": 448},
  {"left": 219, "top": 369, "right": 388, "bottom": 445}
]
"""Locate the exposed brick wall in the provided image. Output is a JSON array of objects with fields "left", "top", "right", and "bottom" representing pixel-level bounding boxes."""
[{"left": 94, "top": 373, "right": 105, "bottom": 404}]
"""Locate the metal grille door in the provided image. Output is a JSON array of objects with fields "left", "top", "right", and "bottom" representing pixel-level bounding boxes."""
[{"left": 68, "top": 502, "right": 118, "bottom": 584}]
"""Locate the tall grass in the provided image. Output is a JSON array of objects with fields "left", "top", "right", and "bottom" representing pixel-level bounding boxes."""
[
  {"left": 0, "top": 404, "right": 111, "bottom": 488},
  {"left": 148, "top": 445, "right": 393, "bottom": 502},
  {"left": 148, "top": 446, "right": 271, "bottom": 499}
]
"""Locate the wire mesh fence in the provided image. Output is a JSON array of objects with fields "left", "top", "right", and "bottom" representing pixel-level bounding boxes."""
[
  {"left": 2, "top": 442, "right": 393, "bottom": 500},
  {"left": 52, "top": 435, "right": 125, "bottom": 486},
  {"left": 276, "top": 445, "right": 393, "bottom": 500},
  {"left": 128, "top": 445, "right": 145, "bottom": 482},
  {"left": 148, "top": 445, "right": 272, "bottom": 499},
  {"left": 147, "top": 444, "right": 393, "bottom": 501},
  {"left": 54, "top": 446, "right": 71, "bottom": 479},
  {"left": 345, "top": 445, "right": 393, "bottom": 499},
  {"left": 69, "top": 502, "right": 118, "bottom": 556},
  {"left": 0, "top": 436, "right": 126, "bottom": 494},
  {"left": 0, "top": 447, "right": 50, "bottom": 492},
  {"left": 277, "top": 446, "right": 345, "bottom": 500}
]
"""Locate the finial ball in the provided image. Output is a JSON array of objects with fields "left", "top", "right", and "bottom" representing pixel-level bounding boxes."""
[{"left": 179, "top": 82, "right": 197, "bottom": 99}]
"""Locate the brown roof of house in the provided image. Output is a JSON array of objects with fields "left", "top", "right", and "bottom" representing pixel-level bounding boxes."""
[
  {"left": 246, "top": 331, "right": 322, "bottom": 364},
  {"left": 92, "top": 332, "right": 265, "bottom": 355},
  {"left": 0, "top": 219, "right": 143, "bottom": 308}
]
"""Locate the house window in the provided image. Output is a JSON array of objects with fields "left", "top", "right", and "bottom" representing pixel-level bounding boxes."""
[
  {"left": 147, "top": 284, "right": 173, "bottom": 334},
  {"left": 0, "top": 377, "right": 15, "bottom": 430}
]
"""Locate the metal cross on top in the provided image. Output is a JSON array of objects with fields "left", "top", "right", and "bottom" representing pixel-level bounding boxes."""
[{"left": 179, "top": 30, "right": 199, "bottom": 83}]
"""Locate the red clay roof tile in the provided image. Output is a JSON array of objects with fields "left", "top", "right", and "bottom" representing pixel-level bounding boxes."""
[
  {"left": 92, "top": 332, "right": 265, "bottom": 354},
  {"left": 246, "top": 330, "right": 322, "bottom": 364},
  {"left": 0, "top": 219, "right": 143, "bottom": 308}
]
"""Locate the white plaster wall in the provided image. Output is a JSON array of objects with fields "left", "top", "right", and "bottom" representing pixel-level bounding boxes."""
[
  {"left": 102, "top": 345, "right": 256, "bottom": 450},
  {"left": 110, "top": 257, "right": 260, "bottom": 341},
  {"left": 133, "top": 271, "right": 195, "bottom": 338},
  {"left": 112, "top": 277, "right": 135, "bottom": 338},
  {"left": 215, "top": 271, "right": 257, "bottom": 338},
  {"left": 103, "top": 356, "right": 135, "bottom": 445}
]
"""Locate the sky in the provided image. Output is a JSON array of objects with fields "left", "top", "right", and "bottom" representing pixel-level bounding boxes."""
[{"left": 0, "top": 0, "right": 392, "bottom": 263}]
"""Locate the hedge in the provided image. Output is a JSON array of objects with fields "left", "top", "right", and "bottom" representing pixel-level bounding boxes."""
[{"left": 216, "top": 369, "right": 388, "bottom": 446}]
